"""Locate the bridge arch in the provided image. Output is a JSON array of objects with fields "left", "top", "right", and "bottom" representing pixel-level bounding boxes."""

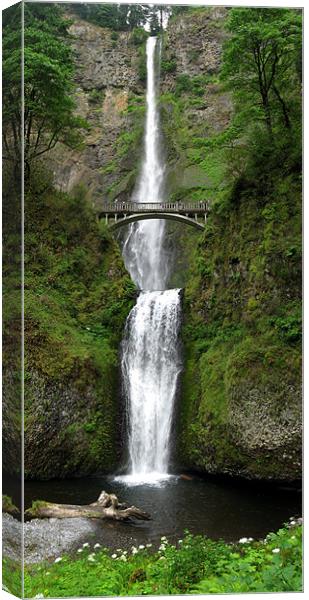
[{"left": 107, "top": 212, "right": 205, "bottom": 231}]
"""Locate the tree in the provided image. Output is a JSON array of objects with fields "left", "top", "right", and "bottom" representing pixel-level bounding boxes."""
[
  {"left": 72, "top": 3, "right": 149, "bottom": 32},
  {"left": 221, "top": 8, "right": 302, "bottom": 137},
  {"left": 2, "top": 3, "right": 86, "bottom": 177}
]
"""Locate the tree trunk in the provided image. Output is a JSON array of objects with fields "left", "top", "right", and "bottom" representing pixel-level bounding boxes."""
[
  {"left": 272, "top": 84, "right": 291, "bottom": 129},
  {"left": 25, "top": 491, "right": 151, "bottom": 522}
]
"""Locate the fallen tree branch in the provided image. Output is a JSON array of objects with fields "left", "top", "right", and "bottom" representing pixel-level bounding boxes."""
[{"left": 25, "top": 490, "right": 151, "bottom": 522}]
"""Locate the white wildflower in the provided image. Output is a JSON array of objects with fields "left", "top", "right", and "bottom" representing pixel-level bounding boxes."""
[
  {"left": 291, "top": 536, "right": 296, "bottom": 540},
  {"left": 146, "top": 543, "right": 152, "bottom": 548},
  {"left": 159, "top": 544, "right": 166, "bottom": 551},
  {"left": 111, "top": 553, "right": 117, "bottom": 559},
  {"left": 159, "top": 556, "right": 166, "bottom": 560},
  {"left": 239, "top": 538, "right": 248, "bottom": 544},
  {"left": 83, "top": 542, "right": 90, "bottom": 548},
  {"left": 161, "top": 536, "right": 167, "bottom": 542},
  {"left": 34, "top": 594, "right": 44, "bottom": 599},
  {"left": 119, "top": 555, "right": 127, "bottom": 562},
  {"left": 139, "top": 545, "right": 145, "bottom": 550},
  {"left": 54, "top": 557, "right": 62, "bottom": 563},
  {"left": 94, "top": 543, "right": 101, "bottom": 549},
  {"left": 248, "top": 538, "right": 254, "bottom": 542},
  {"left": 88, "top": 554, "right": 96, "bottom": 562},
  {"left": 290, "top": 520, "right": 296, "bottom": 525},
  {"left": 117, "top": 548, "right": 122, "bottom": 552},
  {"left": 45, "top": 572, "right": 50, "bottom": 576},
  {"left": 178, "top": 539, "right": 183, "bottom": 544},
  {"left": 132, "top": 547, "right": 138, "bottom": 555},
  {"left": 272, "top": 548, "right": 280, "bottom": 554},
  {"left": 77, "top": 548, "right": 83, "bottom": 553}
]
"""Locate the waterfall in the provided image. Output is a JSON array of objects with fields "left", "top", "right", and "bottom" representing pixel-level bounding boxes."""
[
  {"left": 118, "top": 37, "right": 181, "bottom": 484},
  {"left": 122, "top": 36, "right": 169, "bottom": 291},
  {"left": 122, "top": 290, "right": 181, "bottom": 481}
]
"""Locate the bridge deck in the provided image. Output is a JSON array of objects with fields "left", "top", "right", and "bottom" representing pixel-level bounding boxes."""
[{"left": 98, "top": 201, "right": 210, "bottom": 218}]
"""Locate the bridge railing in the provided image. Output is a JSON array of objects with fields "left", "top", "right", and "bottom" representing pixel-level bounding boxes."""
[{"left": 99, "top": 201, "right": 210, "bottom": 214}]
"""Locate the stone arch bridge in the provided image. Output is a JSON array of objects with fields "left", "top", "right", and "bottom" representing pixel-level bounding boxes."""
[{"left": 98, "top": 202, "right": 210, "bottom": 231}]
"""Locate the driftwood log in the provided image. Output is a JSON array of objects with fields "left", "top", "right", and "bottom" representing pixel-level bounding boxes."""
[{"left": 25, "top": 490, "right": 151, "bottom": 522}]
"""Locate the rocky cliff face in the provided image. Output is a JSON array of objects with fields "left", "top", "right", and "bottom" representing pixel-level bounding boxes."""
[
  {"left": 49, "top": 17, "right": 145, "bottom": 210},
  {"left": 160, "top": 7, "right": 232, "bottom": 200}
]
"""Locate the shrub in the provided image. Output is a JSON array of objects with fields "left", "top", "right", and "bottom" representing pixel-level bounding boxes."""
[
  {"left": 161, "top": 59, "right": 177, "bottom": 74},
  {"left": 131, "top": 27, "right": 148, "bottom": 46}
]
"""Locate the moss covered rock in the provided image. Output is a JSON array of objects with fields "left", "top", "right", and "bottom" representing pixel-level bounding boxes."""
[
  {"left": 179, "top": 184, "right": 302, "bottom": 481},
  {"left": 24, "top": 175, "right": 135, "bottom": 479}
]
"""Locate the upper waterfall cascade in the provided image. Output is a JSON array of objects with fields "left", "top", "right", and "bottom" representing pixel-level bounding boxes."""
[
  {"left": 122, "top": 36, "right": 168, "bottom": 292},
  {"left": 119, "top": 37, "right": 182, "bottom": 484}
]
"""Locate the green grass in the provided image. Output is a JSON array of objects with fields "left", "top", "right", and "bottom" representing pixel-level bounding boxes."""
[
  {"left": 21, "top": 523, "right": 302, "bottom": 597},
  {"left": 2, "top": 558, "right": 22, "bottom": 598}
]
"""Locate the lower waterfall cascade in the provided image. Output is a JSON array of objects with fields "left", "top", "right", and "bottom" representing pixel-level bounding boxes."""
[{"left": 121, "top": 290, "right": 182, "bottom": 483}]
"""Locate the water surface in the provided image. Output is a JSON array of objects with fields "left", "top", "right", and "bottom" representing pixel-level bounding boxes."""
[{"left": 22, "top": 475, "right": 301, "bottom": 548}]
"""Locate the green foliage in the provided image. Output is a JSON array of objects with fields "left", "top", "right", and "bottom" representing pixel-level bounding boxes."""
[
  {"left": 23, "top": 166, "right": 135, "bottom": 476},
  {"left": 2, "top": 558, "right": 22, "bottom": 598},
  {"left": 3, "top": 3, "right": 86, "bottom": 174},
  {"left": 194, "top": 525, "right": 302, "bottom": 593},
  {"left": 130, "top": 26, "right": 148, "bottom": 46},
  {"left": 161, "top": 58, "right": 177, "bottom": 74},
  {"left": 269, "top": 309, "right": 302, "bottom": 344},
  {"left": 219, "top": 7, "right": 302, "bottom": 192},
  {"left": 72, "top": 4, "right": 166, "bottom": 33},
  {"left": 137, "top": 43, "right": 147, "bottom": 82},
  {"left": 175, "top": 74, "right": 213, "bottom": 97},
  {"left": 23, "top": 524, "right": 302, "bottom": 597}
]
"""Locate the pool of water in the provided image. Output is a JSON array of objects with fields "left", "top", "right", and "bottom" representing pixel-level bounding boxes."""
[{"left": 18, "top": 474, "right": 302, "bottom": 548}]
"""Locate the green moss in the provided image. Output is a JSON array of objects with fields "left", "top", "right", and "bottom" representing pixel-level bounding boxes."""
[
  {"left": 179, "top": 172, "right": 301, "bottom": 479},
  {"left": 2, "top": 495, "right": 19, "bottom": 515}
]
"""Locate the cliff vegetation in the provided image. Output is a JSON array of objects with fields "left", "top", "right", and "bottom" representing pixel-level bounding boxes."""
[{"left": 159, "top": 7, "right": 302, "bottom": 480}]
